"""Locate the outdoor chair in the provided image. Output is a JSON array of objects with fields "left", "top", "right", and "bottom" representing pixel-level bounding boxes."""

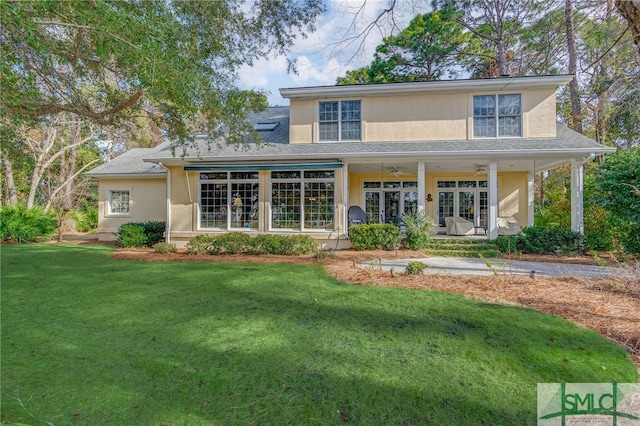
[{"left": 348, "top": 205, "right": 368, "bottom": 228}]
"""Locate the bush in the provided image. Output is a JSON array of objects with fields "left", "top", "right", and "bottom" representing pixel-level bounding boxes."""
[
  {"left": 495, "top": 236, "right": 520, "bottom": 255},
  {"left": 207, "top": 232, "right": 252, "bottom": 254},
  {"left": 0, "top": 205, "right": 58, "bottom": 243},
  {"left": 520, "top": 226, "right": 587, "bottom": 255},
  {"left": 349, "top": 224, "right": 402, "bottom": 251},
  {"left": 400, "top": 210, "right": 436, "bottom": 250},
  {"left": 405, "top": 261, "right": 428, "bottom": 275},
  {"left": 153, "top": 242, "right": 177, "bottom": 253},
  {"left": 117, "top": 221, "right": 166, "bottom": 248},
  {"left": 186, "top": 233, "right": 319, "bottom": 256},
  {"left": 69, "top": 206, "right": 98, "bottom": 232},
  {"left": 186, "top": 234, "right": 216, "bottom": 255},
  {"left": 278, "top": 235, "right": 318, "bottom": 255}
]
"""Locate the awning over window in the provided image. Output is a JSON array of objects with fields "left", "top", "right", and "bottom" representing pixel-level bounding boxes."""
[{"left": 184, "top": 162, "right": 343, "bottom": 171}]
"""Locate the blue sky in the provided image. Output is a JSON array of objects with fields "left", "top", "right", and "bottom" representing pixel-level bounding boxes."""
[{"left": 237, "top": 0, "right": 421, "bottom": 106}]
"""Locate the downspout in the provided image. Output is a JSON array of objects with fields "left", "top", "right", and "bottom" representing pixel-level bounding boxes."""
[{"left": 158, "top": 163, "right": 171, "bottom": 243}]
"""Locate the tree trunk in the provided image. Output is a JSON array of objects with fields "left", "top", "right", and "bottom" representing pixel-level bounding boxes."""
[
  {"left": 616, "top": 0, "right": 640, "bottom": 53},
  {"left": 565, "top": 0, "right": 583, "bottom": 133},
  {"left": 2, "top": 152, "right": 19, "bottom": 205}
]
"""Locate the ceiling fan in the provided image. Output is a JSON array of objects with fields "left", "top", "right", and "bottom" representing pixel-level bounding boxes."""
[
  {"left": 389, "top": 167, "right": 409, "bottom": 177},
  {"left": 473, "top": 164, "right": 487, "bottom": 175}
]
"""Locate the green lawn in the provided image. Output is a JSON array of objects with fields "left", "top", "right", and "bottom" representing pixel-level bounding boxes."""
[{"left": 1, "top": 244, "right": 636, "bottom": 425}]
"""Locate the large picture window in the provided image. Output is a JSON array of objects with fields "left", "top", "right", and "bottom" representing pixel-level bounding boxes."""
[
  {"left": 271, "top": 170, "right": 335, "bottom": 230},
  {"left": 473, "top": 94, "right": 521, "bottom": 138},
  {"left": 108, "top": 190, "right": 130, "bottom": 215},
  {"left": 319, "top": 100, "right": 361, "bottom": 141},
  {"left": 199, "top": 172, "right": 259, "bottom": 230}
]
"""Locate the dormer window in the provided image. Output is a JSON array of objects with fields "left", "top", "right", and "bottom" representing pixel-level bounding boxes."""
[
  {"left": 473, "top": 94, "right": 521, "bottom": 137},
  {"left": 319, "top": 100, "right": 361, "bottom": 141},
  {"left": 255, "top": 122, "right": 280, "bottom": 132}
]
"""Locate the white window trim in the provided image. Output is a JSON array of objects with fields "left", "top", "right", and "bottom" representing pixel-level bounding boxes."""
[
  {"left": 198, "top": 172, "right": 259, "bottom": 231},
  {"left": 318, "top": 100, "right": 362, "bottom": 142},
  {"left": 472, "top": 93, "right": 522, "bottom": 139},
  {"left": 269, "top": 170, "right": 336, "bottom": 232},
  {"left": 106, "top": 188, "right": 132, "bottom": 217}
]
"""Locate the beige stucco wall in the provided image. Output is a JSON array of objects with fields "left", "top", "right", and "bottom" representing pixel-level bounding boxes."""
[
  {"left": 289, "top": 88, "right": 557, "bottom": 143},
  {"left": 96, "top": 177, "right": 167, "bottom": 241},
  {"left": 348, "top": 171, "right": 529, "bottom": 227}
]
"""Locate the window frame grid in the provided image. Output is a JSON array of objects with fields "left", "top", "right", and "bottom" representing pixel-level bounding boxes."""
[
  {"left": 199, "top": 172, "right": 259, "bottom": 230},
  {"left": 318, "top": 100, "right": 361, "bottom": 142},
  {"left": 108, "top": 190, "right": 131, "bottom": 216},
  {"left": 473, "top": 94, "right": 522, "bottom": 138},
  {"left": 270, "top": 170, "right": 336, "bottom": 231}
]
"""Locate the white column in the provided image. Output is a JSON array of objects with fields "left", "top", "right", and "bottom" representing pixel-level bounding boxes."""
[
  {"left": 570, "top": 160, "right": 584, "bottom": 234},
  {"left": 488, "top": 162, "right": 498, "bottom": 239},
  {"left": 527, "top": 172, "right": 535, "bottom": 227},
  {"left": 342, "top": 162, "right": 349, "bottom": 234},
  {"left": 417, "top": 162, "right": 426, "bottom": 213}
]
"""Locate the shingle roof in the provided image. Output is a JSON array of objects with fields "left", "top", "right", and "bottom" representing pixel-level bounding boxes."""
[{"left": 87, "top": 106, "right": 614, "bottom": 176}]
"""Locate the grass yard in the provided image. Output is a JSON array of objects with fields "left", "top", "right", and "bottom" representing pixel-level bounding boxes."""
[{"left": 1, "top": 244, "right": 636, "bottom": 425}]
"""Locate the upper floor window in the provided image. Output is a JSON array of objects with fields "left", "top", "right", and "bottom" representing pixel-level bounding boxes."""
[
  {"left": 319, "top": 100, "right": 361, "bottom": 141},
  {"left": 473, "top": 94, "right": 521, "bottom": 138}
]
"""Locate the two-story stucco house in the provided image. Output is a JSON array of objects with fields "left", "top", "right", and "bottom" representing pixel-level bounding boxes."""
[{"left": 87, "top": 75, "right": 614, "bottom": 248}]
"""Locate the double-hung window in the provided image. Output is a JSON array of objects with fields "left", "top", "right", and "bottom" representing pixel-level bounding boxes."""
[
  {"left": 199, "top": 172, "right": 259, "bottom": 230},
  {"left": 108, "top": 190, "right": 130, "bottom": 215},
  {"left": 271, "top": 170, "right": 335, "bottom": 230},
  {"left": 319, "top": 100, "right": 361, "bottom": 141},
  {"left": 473, "top": 94, "right": 521, "bottom": 137}
]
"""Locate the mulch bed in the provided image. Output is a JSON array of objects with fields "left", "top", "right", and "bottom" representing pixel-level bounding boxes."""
[{"left": 111, "top": 247, "right": 640, "bottom": 374}]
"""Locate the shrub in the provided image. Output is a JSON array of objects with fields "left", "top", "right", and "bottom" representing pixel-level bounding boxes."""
[
  {"left": 247, "top": 234, "right": 282, "bottom": 255},
  {"left": 116, "top": 221, "right": 166, "bottom": 248},
  {"left": 0, "top": 205, "right": 57, "bottom": 243},
  {"left": 153, "top": 242, "right": 177, "bottom": 253},
  {"left": 279, "top": 235, "right": 318, "bottom": 255},
  {"left": 349, "top": 224, "right": 402, "bottom": 251},
  {"left": 207, "top": 232, "right": 252, "bottom": 254},
  {"left": 117, "top": 223, "right": 148, "bottom": 247},
  {"left": 69, "top": 206, "right": 98, "bottom": 232},
  {"left": 405, "top": 261, "right": 428, "bottom": 275},
  {"left": 520, "top": 226, "right": 587, "bottom": 255},
  {"left": 186, "top": 234, "right": 216, "bottom": 255},
  {"left": 400, "top": 210, "right": 436, "bottom": 250},
  {"left": 495, "top": 236, "right": 520, "bottom": 255}
]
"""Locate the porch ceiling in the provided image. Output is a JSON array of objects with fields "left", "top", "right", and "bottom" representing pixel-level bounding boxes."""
[{"left": 347, "top": 156, "right": 574, "bottom": 175}]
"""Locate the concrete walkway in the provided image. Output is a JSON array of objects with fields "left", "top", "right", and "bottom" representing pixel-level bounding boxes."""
[{"left": 360, "top": 256, "right": 632, "bottom": 278}]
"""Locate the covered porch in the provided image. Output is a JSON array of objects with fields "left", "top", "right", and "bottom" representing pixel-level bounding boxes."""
[{"left": 342, "top": 154, "right": 592, "bottom": 240}]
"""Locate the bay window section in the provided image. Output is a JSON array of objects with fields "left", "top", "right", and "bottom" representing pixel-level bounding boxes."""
[
  {"left": 271, "top": 170, "right": 335, "bottom": 231},
  {"left": 199, "top": 172, "right": 259, "bottom": 230}
]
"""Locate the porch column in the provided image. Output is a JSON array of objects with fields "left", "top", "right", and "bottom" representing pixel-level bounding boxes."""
[
  {"left": 488, "top": 162, "right": 498, "bottom": 240},
  {"left": 527, "top": 172, "right": 535, "bottom": 227},
  {"left": 417, "top": 161, "right": 426, "bottom": 213},
  {"left": 570, "top": 159, "right": 584, "bottom": 234},
  {"left": 342, "top": 162, "right": 349, "bottom": 234}
]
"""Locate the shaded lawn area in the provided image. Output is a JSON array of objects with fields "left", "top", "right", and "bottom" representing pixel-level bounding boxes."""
[{"left": 1, "top": 245, "right": 636, "bottom": 425}]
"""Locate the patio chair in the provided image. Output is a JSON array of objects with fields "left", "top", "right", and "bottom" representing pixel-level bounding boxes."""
[
  {"left": 348, "top": 205, "right": 368, "bottom": 228},
  {"left": 444, "top": 216, "right": 475, "bottom": 236}
]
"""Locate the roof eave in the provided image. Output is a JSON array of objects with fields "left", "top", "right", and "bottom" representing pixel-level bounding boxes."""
[{"left": 280, "top": 75, "right": 574, "bottom": 99}]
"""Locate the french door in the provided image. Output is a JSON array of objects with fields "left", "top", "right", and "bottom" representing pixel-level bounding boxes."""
[
  {"left": 363, "top": 181, "right": 418, "bottom": 224},
  {"left": 437, "top": 180, "right": 488, "bottom": 228}
]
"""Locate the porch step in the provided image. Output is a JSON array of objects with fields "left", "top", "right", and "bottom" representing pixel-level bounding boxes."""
[{"left": 422, "top": 239, "right": 500, "bottom": 258}]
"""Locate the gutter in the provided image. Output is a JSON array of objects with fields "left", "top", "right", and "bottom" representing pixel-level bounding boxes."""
[{"left": 158, "top": 163, "right": 171, "bottom": 244}]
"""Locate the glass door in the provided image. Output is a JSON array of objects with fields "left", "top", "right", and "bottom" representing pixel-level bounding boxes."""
[
  {"left": 364, "top": 191, "right": 381, "bottom": 223},
  {"left": 384, "top": 191, "right": 400, "bottom": 224},
  {"left": 438, "top": 191, "right": 454, "bottom": 227},
  {"left": 458, "top": 191, "right": 475, "bottom": 222}
]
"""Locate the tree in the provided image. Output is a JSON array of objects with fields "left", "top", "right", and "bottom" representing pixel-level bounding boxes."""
[
  {"left": 593, "top": 147, "right": 640, "bottom": 253},
  {"left": 616, "top": 0, "right": 640, "bottom": 53},
  {"left": 1, "top": 0, "right": 324, "bottom": 147}
]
